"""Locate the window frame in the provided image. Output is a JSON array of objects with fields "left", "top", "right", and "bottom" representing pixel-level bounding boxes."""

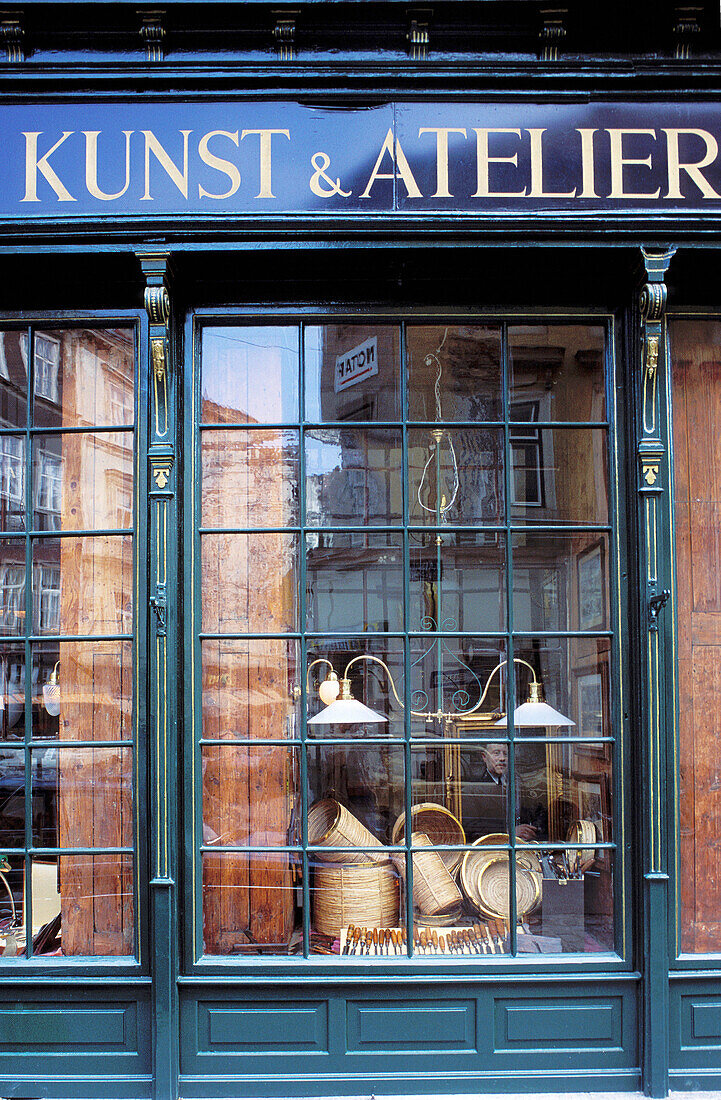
[{"left": 184, "top": 304, "right": 632, "bottom": 977}]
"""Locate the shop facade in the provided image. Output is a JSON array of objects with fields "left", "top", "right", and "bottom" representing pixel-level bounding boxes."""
[{"left": 2, "top": 4, "right": 721, "bottom": 1098}]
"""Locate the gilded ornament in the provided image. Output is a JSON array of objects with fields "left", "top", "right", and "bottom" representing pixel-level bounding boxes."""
[
  {"left": 151, "top": 338, "right": 166, "bottom": 383},
  {"left": 646, "top": 335, "right": 659, "bottom": 378},
  {"left": 153, "top": 465, "right": 171, "bottom": 489}
]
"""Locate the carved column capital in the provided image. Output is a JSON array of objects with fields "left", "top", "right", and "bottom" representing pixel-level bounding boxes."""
[
  {"left": 538, "top": 5, "right": 567, "bottom": 61},
  {"left": 0, "top": 13, "right": 25, "bottom": 62},
  {"left": 272, "top": 10, "right": 298, "bottom": 60},
  {"left": 139, "top": 9, "right": 166, "bottom": 62},
  {"left": 407, "top": 10, "right": 431, "bottom": 61}
]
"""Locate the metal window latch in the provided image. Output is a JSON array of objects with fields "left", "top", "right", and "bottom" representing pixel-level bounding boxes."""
[
  {"left": 648, "top": 588, "right": 671, "bottom": 630},
  {"left": 150, "top": 588, "right": 167, "bottom": 635}
]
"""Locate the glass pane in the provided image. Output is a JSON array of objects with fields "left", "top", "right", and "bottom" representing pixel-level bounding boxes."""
[
  {"left": 308, "top": 745, "right": 405, "bottom": 845},
  {"left": 201, "top": 533, "right": 298, "bottom": 634},
  {"left": 305, "top": 324, "right": 401, "bottom": 423},
  {"left": 32, "top": 536, "right": 133, "bottom": 635},
  {"left": 31, "top": 640, "right": 132, "bottom": 742},
  {"left": 33, "top": 329, "right": 135, "bottom": 430},
  {"left": 32, "top": 746, "right": 132, "bottom": 849},
  {"left": 306, "top": 637, "right": 406, "bottom": 738},
  {"left": 509, "top": 427, "right": 608, "bottom": 524},
  {"left": 305, "top": 428, "right": 403, "bottom": 527},
  {"left": 409, "top": 530, "right": 505, "bottom": 634},
  {"left": 0, "top": 330, "right": 28, "bottom": 430},
  {"left": 32, "top": 433, "right": 134, "bottom": 532},
  {"left": 0, "top": 745, "right": 25, "bottom": 848},
  {"left": 310, "top": 854, "right": 403, "bottom": 955},
  {"left": 512, "top": 532, "right": 611, "bottom": 633},
  {"left": 408, "top": 428, "right": 504, "bottom": 525},
  {"left": 201, "top": 429, "right": 299, "bottom": 529},
  {"left": 202, "top": 850, "right": 299, "bottom": 955},
  {"left": 0, "top": 642, "right": 26, "bottom": 738},
  {"left": 202, "top": 745, "right": 299, "bottom": 847},
  {"left": 202, "top": 639, "right": 300, "bottom": 742},
  {"left": 537, "top": 851, "right": 614, "bottom": 953},
  {"left": 411, "top": 745, "right": 510, "bottom": 842},
  {"left": 201, "top": 326, "right": 299, "bottom": 425},
  {"left": 408, "top": 636, "right": 508, "bottom": 735},
  {"left": 670, "top": 318, "right": 721, "bottom": 952},
  {"left": 51, "top": 853, "right": 135, "bottom": 956},
  {"left": 0, "top": 436, "right": 25, "bottom": 531},
  {"left": 0, "top": 544, "right": 25, "bottom": 635},
  {"left": 509, "top": 325, "right": 606, "bottom": 422},
  {"left": 407, "top": 324, "right": 503, "bottom": 422},
  {"left": 306, "top": 532, "right": 403, "bottom": 634}
]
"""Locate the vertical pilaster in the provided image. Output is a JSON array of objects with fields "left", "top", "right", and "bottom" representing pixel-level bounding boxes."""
[
  {"left": 637, "top": 246, "right": 675, "bottom": 1098},
  {"left": 139, "top": 251, "right": 179, "bottom": 1100}
]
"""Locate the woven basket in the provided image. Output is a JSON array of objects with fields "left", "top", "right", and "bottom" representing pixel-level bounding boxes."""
[
  {"left": 474, "top": 856, "right": 541, "bottom": 921},
  {"left": 308, "top": 799, "right": 384, "bottom": 864},
  {"left": 392, "top": 832, "right": 464, "bottom": 916},
  {"left": 459, "top": 835, "right": 542, "bottom": 904},
  {"left": 391, "top": 803, "right": 465, "bottom": 874},
  {"left": 313, "top": 860, "right": 400, "bottom": 937},
  {"left": 566, "top": 818, "right": 597, "bottom": 874}
]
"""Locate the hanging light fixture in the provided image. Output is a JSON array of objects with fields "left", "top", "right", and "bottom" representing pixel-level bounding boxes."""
[{"left": 307, "top": 653, "right": 573, "bottom": 729}]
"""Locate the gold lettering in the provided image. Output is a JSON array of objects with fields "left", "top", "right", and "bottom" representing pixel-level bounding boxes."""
[
  {"left": 607, "top": 129, "right": 660, "bottom": 199},
  {"left": 360, "top": 127, "right": 423, "bottom": 199},
  {"left": 663, "top": 128, "right": 721, "bottom": 199},
  {"left": 418, "top": 127, "right": 467, "bottom": 198},
  {"left": 527, "top": 128, "right": 576, "bottom": 198},
  {"left": 84, "top": 130, "right": 133, "bottom": 201},
  {"left": 240, "top": 129, "right": 290, "bottom": 199},
  {"left": 198, "top": 130, "right": 241, "bottom": 200},
  {"left": 577, "top": 129, "right": 599, "bottom": 198},
  {"left": 472, "top": 128, "right": 526, "bottom": 198},
  {"left": 141, "top": 129, "right": 192, "bottom": 201},
  {"left": 21, "top": 131, "right": 76, "bottom": 202}
]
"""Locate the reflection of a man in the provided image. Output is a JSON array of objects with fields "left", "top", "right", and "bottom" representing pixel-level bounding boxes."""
[{"left": 474, "top": 742, "right": 539, "bottom": 842}]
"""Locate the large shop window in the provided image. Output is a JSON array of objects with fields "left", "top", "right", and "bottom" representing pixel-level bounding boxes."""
[
  {"left": 193, "top": 319, "right": 618, "bottom": 959},
  {"left": 670, "top": 318, "right": 721, "bottom": 955},
  {"left": 0, "top": 327, "right": 136, "bottom": 959}
]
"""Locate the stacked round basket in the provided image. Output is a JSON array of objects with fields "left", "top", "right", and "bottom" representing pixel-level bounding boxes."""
[{"left": 308, "top": 799, "right": 399, "bottom": 938}]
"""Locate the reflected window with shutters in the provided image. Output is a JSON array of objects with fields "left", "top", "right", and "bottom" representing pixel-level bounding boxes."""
[
  {"left": 0, "top": 325, "right": 137, "bottom": 961},
  {"left": 192, "top": 316, "right": 622, "bottom": 961}
]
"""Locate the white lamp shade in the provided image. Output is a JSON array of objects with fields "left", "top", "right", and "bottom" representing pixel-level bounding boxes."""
[
  {"left": 495, "top": 700, "right": 575, "bottom": 728},
  {"left": 307, "top": 698, "right": 388, "bottom": 725}
]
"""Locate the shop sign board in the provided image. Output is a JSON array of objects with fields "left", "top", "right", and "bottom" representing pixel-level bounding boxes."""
[
  {"left": 334, "top": 337, "right": 378, "bottom": 393},
  {"left": 3, "top": 100, "right": 721, "bottom": 218}
]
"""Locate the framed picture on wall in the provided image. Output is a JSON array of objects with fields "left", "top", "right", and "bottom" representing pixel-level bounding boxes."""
[
  {"left": 577, "top": 671, "right": 604, "bottom": 738},
  {"left": 577, "top": 540, "right": 605, "bottom": 631}
]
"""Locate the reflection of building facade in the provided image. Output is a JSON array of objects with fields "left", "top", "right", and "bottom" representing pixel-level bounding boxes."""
[{"left": 2, "top": 6, "right": 721, "bottom": 1099}]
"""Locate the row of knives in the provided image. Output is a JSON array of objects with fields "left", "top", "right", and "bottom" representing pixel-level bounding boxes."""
[{"left": 341, "top": 920, "right": 509, "bottom": 955}]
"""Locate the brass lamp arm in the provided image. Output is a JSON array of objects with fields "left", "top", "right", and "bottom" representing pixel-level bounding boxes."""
[
  {"left": 341, "top": 654, "right": 429, "bottom": 719},
  {"left": 306, "top": 658, "right": 336, "bottom": 692},
  {"left": 340, "top": 653, "right": 539, "bottom": 723}
]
